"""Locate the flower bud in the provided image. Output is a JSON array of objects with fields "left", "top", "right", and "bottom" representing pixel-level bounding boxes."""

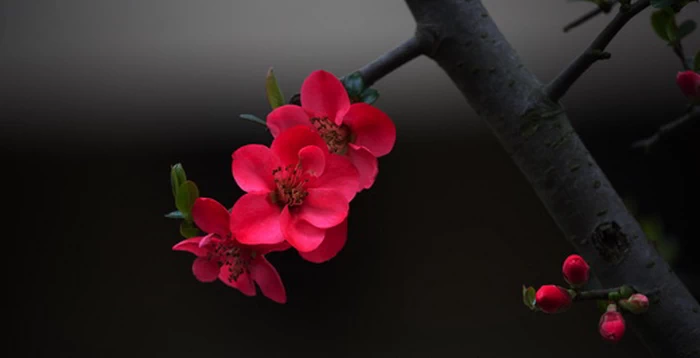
[
  {"left": 676, "top": 71, "right": 700, "bottom": 100},
  {"left": 535, "top": 285, "right": 573, "bottom": 313},
  {"left": 599, "top": 305, "right": 626, "bottom": 343},
  {"left": 619, "top": 293, "right": 649, "bottom": 314},
  {"left": 562, "top": 254, "right": 590, "bottom": 287}
]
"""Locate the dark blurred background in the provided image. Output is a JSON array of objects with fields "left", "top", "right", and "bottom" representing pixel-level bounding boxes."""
[{"left": 2, "top": 1, "right": 699, "bottom": 357}]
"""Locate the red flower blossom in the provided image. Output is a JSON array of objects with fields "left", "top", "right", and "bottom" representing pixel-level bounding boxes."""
[
  {"left": 172, "top": 197, "right": 288, "bottom": 303},
  {"left": 230, "top": 125, "right": 359, "bottom": 256},
  {"left": 562, "top": 254, "right": 590, "bottom": 287},
  {"left": 599, "top": 306, "right": 626, "bottom": 343},
  {"left": 535, "top": 285, "right": 572, "bottom": 313},
  {"left": 676, "top": 71, "right": 700, "bottom": 100},
  {"left": 266, "top": 70, "right": 396, "bottom": 190}
]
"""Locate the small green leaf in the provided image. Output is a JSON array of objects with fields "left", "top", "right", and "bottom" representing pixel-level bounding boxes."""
[
  {"left": 693, "top": 51, "right": 700, "bottom": 71},
  {"left": 342, "top": 72, "right": 365, "bottom": 98},
  {"left": 239, "top": 114, "right": 267, "bottom": 127},
  {"left": 651, "top": 10, "right": 674, "bottom": 42},
  {"left": 175, "top": 181, "right": 200, "bottom": 221},
  {"left": 170, "top": 163, "right": 187, "bottom": 198},
  {"left": 164, "top": 210, "right": 185, "bottom": 219},
  {"left": 619, "top": 285, "right": 635, "bottom": 299},
  {"left": 265, "top": 67, "right": 285, "bottom": 110},
  {"left": 360, "top": 88, "right": 380, "bottom": 105},
  {"left": 677, "top": 20, "right": 696, "bottom": 39},
  {"left": 180, "top": 220, "right": 200, "bottom": 238},
  {"left": 608, "top": 291, "right": 621, "bottom": 301},
  {"left": 596, "top": 299, "right": 610, "bottom": 313},
  {"left": 666, "top": 17, "right": 680, "bottom": 42},
  {"left": 522, "top": 285, "right": 537, "bottom": 311}
]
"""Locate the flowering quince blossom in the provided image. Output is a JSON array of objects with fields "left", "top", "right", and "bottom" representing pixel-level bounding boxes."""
[
  {"left": 266, "top": 70, "right": 397, "bottom": 190},
  {"left": 230, "top": 125, "right": 359, "bottom": 259},
  {"left": 535, "top": 285, "right": 572, "bottom": 313},
  {"left": 599, "top": 308, "right": 626, "bottom": 343},
  {"left": 562, "top": 254, "right": 590, "bottom": 287},
  {"left": 172, "top": 197, "right": 288, "bottom": 303}
]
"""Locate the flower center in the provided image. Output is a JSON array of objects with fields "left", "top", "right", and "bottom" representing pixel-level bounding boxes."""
[
  {"left": 210, "top": 241, "right": 254, "bottom": 283},
  {"left": 271, "top": 164, "right": 310, "bottom": 207},
  {"left": 310, "top": 117, "right": 351, "bottom": 155}
]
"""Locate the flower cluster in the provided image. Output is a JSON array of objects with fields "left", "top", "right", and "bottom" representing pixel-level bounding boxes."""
[
  {"left": 171, "top": 70, "right": 396, "bottom": 303},
  {"left": 523, "top": 254, "right": 650, "bottom": 343}
]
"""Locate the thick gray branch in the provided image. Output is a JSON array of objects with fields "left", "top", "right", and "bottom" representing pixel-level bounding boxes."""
[
  {"left": 546, "top": 0, "right": 650, "bottom": 102},
  {"left": 404, "top": 0, "right": 700, "bottom": 356}
]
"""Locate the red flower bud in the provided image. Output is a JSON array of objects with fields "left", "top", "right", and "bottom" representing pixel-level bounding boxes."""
[
  {"left": 535, "top": 285, "right": 572, "bottom": 313},
  {"left": 562, "top": 254, "right": 590, "bottom": 287},
  {"left": 619, "top": 293, "right": 649, "bottom": 314},
  {"left": 676, "top": 71, "right": 700, "bottom": 100},
  {"left": 599, "top": 305, "right": 626, "bottom": 343}
]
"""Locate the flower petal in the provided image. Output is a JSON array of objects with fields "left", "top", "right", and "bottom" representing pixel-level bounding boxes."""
[
  {"left": 192, "top": 257, "right": 219, "bottom": 282},
  {"left": 172, "top": 237, "right": 208, "bottom": 257},
  {"left": 230, "top": 193, "right": 284, "bottom": 245},
  {"left": 301, "top": 70, "right": 351, "bottom": 123},
  {"left": 298, "top": 189, "right": 348, "bottom": 229},
  {"left": 348, "top": 144, "right": 379, "bottom": 190},
  {"left": 342, "top": 103, "right": 396, "bottom": 157},
  {"left": 299, "top": 219, "right": 348, "bottom": 263},
  {"left": 231, "top": 144, "right": 279, "bottom": 193},
  {"left": 267, "top": 104, "right": 312, "bottom": 137},
  {"left": 253, "top": 242, "right": 292, "bottom": 255},
  {"left": 280, "top": 206, "right": 325, "bottom": 252},
  {"left": 250, "top": 257, "right": 287, "bottom": 304},
  {"left": 192, "top": 197, "right": 230, "bottom": 237},
  {"left": 270, "top": 125, "right": 328, "bottom": 167},
  {"left": 308, "top": 154, "right": 359, "bottom": 202},
  {"left": 298, "top": 145, "right": 326, "bottom": 177},
  {"left": 219, "top": 266, "right": 256, "bottom": 296}
]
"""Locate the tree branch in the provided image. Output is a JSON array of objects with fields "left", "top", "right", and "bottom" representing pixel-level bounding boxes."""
[
  {"left": 563, "top": 0, "right": 618, "bottom": 33},
  {"left": 575, "top": 287, "right": 623, "bottom": 301},
  {"left": 546, "top": 0, "right": 651, "bottom": 102},
  {"left": 672, "top": 42, "right": 691, "bottom": 71},
  {"left": 287, "top": 37, "right": 425, "bottom": 106},
  {"left": 357, "top": 36, "right": 425, "bottom": 88},
  {"left": 404, "top": 0, "right": 700, "bottom": 356},
  {"left": 631, "top": 108, "right": 700, "bottom": 151}
]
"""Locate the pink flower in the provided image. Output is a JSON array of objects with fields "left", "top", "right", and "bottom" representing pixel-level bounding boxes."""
[
  {"left": 619, "top": 293, "right": 649, "bottom": 314},
  {"left": 562, "top": 254, "right": 590, "bottom": 287},
  {"left": 266, "top": 70, "right": 396, "bottom": 190},
  {"left": 172, "top": 197, "right": 288, "bottom": 304},
  {"left": 535, "top": 285, "right": 572, "bottom": 313},
  {"left": 599, "top": 306, "right": 626, "bottom": 343},
  {"left": 676, "top": 71, "right": 700, "bottom": 100},
  {"left": 230, "top": 125, "right": 359, "bottom": 257}
]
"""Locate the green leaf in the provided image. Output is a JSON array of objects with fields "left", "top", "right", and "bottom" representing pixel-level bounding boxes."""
[
  {"left": 677, "top": 20, "right": 697, "bottom": 39},
  {"left": 619, "top": 285, "right": 635, "bottom": 299},
  {"left": 693, "top": 51, "right": 700, "bottom": 71},
  {"left": 239, "top": 114, "right": 267, "bottom": 127},
  {"left": 360, "top": 88, "right": 380, "bottom": 105},
  {"left": 596, "top": 299, "right": 610, "bottom": 313},
  {"left": 180, "top": 220, "right": 200, "bottom": 238},
  {"left": 164, "top": 210, "right": 184, "bottom": 219},
  {"left": 666, "top": 17, "right": 680, "bottom": 42},
  {"left": 265, "top": 67, "right": 285, "bottom": 110},
  {"left": 651, "top": 10, "right": 674, "bottom": 42},
  {"left": 522, "top": 285, "right": 537, "bottom": 311},
  {"left": 175, "top": 181, "right": 200, "bottom": 221},
  {"left": 342, "top": 72, "right": 365, "bottom": 98},
  {"left": 170, "top": 163, "right": 187, "bottom": 198}
]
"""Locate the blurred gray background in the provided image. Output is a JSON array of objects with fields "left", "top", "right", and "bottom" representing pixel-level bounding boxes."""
[{"left": 2, "top": 1, "right": 698, "bottom": 357}]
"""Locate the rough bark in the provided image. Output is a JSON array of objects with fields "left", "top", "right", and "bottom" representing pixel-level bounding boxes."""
[{"left": 403, "top": 0, "right": 700, "bottom": 357}]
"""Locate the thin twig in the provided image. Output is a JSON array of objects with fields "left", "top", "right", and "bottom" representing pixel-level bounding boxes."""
[
  {"left": 563, "top": 0, "right": 619, "bottom": 33},
  {"left": 631, "top": 108, "right": 700, "bottom": 151},
  {"left": 357, "top": 36, "right": 425, "bottom": 87},
  {"left": 672, "top": 43, "right": 691, "bottom": 71},
  {"left": 288, "top": 36, "right": 425, "bottom": 106},
  {"left": 574, "top": 287, "right": 624, "bottom": 301},
  {"left": 546, "top": 0, "right": 651, "bottom": 102}
]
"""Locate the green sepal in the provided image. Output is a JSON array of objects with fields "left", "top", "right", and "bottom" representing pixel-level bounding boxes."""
[
  {"left": 360, "top": 88, "right": 380, "bottom": 105},
  {"left": 341, "top": 72, "right": 365, "bottom": 98},
  {"left": 619, "top": 285, "right": 635, "bottom": 299},
  {"left": 265, "top": 67, "right": 285, "bottom": 110}
]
